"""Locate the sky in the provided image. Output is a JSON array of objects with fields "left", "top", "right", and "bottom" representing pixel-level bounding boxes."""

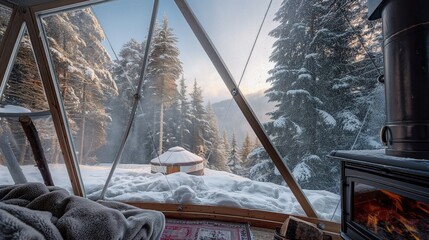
[{"left": 92, "top": 0, "right": 282, "bottom": 103}]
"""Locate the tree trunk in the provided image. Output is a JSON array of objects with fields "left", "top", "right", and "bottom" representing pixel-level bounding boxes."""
[
  {"left": 158, "top": 101, "right": 164, "bottom": 155},
  {"left": 19, "top": 116, "right": 54, "bottom": 186},
  {"left": 79, "top": 82, "right": 87, "bottom": 164},
  {"left": 83, "top": 126, "right": 95, "bottom": 164},
  {"left": 179, "top": 117, "right": 183, "bottom": 147}
]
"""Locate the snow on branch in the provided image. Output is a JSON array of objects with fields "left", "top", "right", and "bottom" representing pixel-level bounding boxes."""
[
  {"left": 337, "top": 111, "right": 361, "bottom": 132},
  {"left": 317, "top": 109, "right": 336, "bottom": 127}
]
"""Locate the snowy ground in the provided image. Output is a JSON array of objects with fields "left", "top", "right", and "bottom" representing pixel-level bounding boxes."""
[{"left": 0, "top": 164, "right": 341, "bottom": 222}]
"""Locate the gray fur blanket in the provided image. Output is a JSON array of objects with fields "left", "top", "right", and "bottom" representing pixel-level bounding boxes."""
[{"left": 0, "top": 183, "right": 165, "bottom": 240}]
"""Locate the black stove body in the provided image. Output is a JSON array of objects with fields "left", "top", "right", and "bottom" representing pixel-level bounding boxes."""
[{"left": 330, "top": 150, "right": 429, "bottom": 240}]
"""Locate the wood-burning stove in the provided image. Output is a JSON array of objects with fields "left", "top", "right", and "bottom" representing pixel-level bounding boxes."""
[
  {"left": 330, "top": 150, "right": 429, "bottom": 240},
  {"left": 328, "top": 0, "right": 429, "bottom": 238}
]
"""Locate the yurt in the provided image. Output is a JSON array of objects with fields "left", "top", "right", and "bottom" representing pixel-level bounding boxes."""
[{"left": 150, "top": 146, "right": 204, "bottom": 175}]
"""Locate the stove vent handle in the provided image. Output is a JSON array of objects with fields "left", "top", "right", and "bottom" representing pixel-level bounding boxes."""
[{"left": 380, "top": 125, "right": 391, "bottom": 146}]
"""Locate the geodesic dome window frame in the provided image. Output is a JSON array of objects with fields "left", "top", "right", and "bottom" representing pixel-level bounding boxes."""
[{"left": 0, "top": 0, "right": 385, "bottom": 232}]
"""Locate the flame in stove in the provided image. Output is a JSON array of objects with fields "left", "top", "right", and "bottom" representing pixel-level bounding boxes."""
[
  {"left": 354, "top": 188, "right": 429, "bottom": 240},
  {"left": 381, "top": 189, "right": 403, "bottom": 211},
  {"left": 396, "top": 216, "right": 419, "bottom": 240},
  {"left": 366, "top": 214, "right": 378, "bottom": 233},
  {"left": 417, "top": 202, "right": 429, "bottom": 215}
]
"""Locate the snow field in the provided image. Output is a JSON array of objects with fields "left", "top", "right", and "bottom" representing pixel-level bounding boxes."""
[{"left": 0, "top": 164, "right": 341, "bottom": 222}]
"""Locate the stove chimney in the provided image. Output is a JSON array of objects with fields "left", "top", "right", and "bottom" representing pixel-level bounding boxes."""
[{"left": 368, "top": 0, "right": 429, "bottom": 159}]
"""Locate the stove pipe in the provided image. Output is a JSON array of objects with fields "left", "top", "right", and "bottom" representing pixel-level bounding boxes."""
[{"left": 368, "top": 0, "right": 429, "bottom": 159}]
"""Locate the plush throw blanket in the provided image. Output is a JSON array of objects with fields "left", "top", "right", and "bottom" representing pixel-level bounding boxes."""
[{"left": 0, "top": 183, "right": 165, "bottom": 240}]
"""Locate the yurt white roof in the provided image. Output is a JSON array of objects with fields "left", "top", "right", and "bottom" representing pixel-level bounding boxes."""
[
  {"left": 150, "top": 146, "right": 204, "bottom": 175},
  {"left": 0, "top": 0, "right": 396, "bottom": 235},
  {"left": 150, "top": 146, "right": 203, "bottom": 166}
]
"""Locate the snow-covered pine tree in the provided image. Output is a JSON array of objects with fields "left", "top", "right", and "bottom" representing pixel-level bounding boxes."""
[
  {"left": 239, "top": 133, "right": 252, "bottom": 163},
  {"left": 2, "top": 9, "right": 117, "bottom": 165},
  {"left": 107, "top": 38, "right": 146, "bottom": 163},
  {"left": 205, "top": 103, "right": 230, "bottom": 172},
  {"left": 177, "top": 76, "right": 193, "bottom": 149},
  {"left": 322, "top": 1, "right": 383, "bottom": 191},
  {"left": 189, "top": 79, "right": 211, "bottom": 157},
  {"left": 345, "top": 0, "right": 384, "bottom": 150},
  {"left": 109, "top": 17, "right": 184, "bottom": 162},
  {"left": 43, "top": 9, "right": 118, "bottom": 164},
  {"left": 265, "top": 0, "right": 376, "bottom": 190},
  {"left": 163, "top": 92, "right": 181, "bottom": 150},
  {"left": 327, "top": 0, "right": 381, "bottom": 152},
  {"left": 223, "top": 131, "right": 230, "bottom": 157},
  {"left": 239, "top": 133, "right": 260, "bottom": 178},
  {"left": 252, "top": 136, "right": 261, "bottom": 149},
  {"left": 265, "top": 0, "right": 326, "bottom": 188},
  {"left": 2, "top": 34, "right": 48, "bottom": 111},
  {"left": 247, "top": 147, "right": 283, "bottom": 184},
  {"left": 227, "top": 132, "right": 241, "bottom": 174},
  {"left": 144, "top": 17, "right": 182, "bottom": 155},
  {"left": 349, "top": 0, "right": 383, "bottom": 78},
  {"left": 113, "top": 39, "right": 146, "bottom": 82}
]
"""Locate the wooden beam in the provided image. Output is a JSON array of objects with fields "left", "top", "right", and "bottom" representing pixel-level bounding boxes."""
[
  {"left": 174, "top": 0, "right": 318, "bottom": 218},
  {"left": 0, "top": 1, "right": 13, "bottom": 9},
  {"left": 0, "top": 6, "right": 24, "bottom": 98},
  {"left": 0, "top": 0, "right": 108, "bottom": 14},
  {"left": 23, "top": 7, "right": 85, "bottom": 196},
  {"left": 126, "top": 202, "right": 340, "bottom": 233},
  {"left": 31, "top": 0, "right": 108, "bottom": 15}
]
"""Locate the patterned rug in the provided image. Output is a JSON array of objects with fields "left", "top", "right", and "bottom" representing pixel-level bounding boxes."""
[{"left": 161, "top": 219, "right": 253, "bottom": 240}]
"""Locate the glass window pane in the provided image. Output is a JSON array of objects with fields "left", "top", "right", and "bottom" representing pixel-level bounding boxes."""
[
  {"left": 1, "top": 30, "right": 49, "bottom": 111},
  {"left": 41, "top": 0, "right": 155, "bottom": 193},
  {"left": 101, "top": 0, "right": 340, "bottom": 220},
  {"left": 0, "top": 116, "right": 72, "bottom": 191},
  {"left": 189, "top": 0, "right": 384, "bottom": 221},
  {"left": 30, "top": 0, "right": 386, "bottom": 222},
  {"left": 33, "top": 116, "right": 73, "bottom": 191},
  {"left": 0, "top": 118, "right": 27, "bottom": 185},
  {"left": 265, "top": 0, "right": 383, "bottom": 220},
  {"left": 0, "top": 26, "right": 72, "bottom": 191}
]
